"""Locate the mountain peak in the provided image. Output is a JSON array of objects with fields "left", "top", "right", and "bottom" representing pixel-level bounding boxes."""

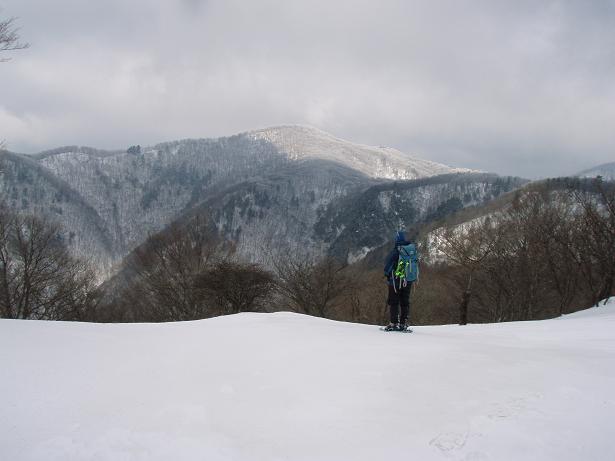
[
  {"left": 28, "top": 125, "right": 476, "bottom": 181},
  {"left": 247, "top": 125, "right": 475, "bottom": 180}
]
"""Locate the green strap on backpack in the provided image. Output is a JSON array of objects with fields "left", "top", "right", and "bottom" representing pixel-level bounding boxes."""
[{"left": 394, "top": 243, "right": 419, "bottom": 289}]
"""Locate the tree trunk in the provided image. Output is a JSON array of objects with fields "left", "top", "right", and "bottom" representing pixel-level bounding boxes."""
[
  {"left": 459, "top": 273, "right": 472, "bottom": 325},
  {"left": 459, "top": 290, "right": 470, "bottom": 325}
]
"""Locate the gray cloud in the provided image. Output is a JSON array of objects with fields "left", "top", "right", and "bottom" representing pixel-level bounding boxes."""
[{"left": 1, "top": 0, "right": 614, "bottom": 178}]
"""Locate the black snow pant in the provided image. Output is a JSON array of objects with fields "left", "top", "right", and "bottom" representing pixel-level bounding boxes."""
[{"left": 387, "top": 283, "right": 412, "bottom": 324}]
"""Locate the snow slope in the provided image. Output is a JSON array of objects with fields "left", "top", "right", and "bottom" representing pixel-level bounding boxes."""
[
  {"left": 576, "top": 161, "right": 615, "bottom": 181},
  {"left": 1, "top": 300, "right": 614, "bottom": 461},
  {"left": 249, "top": 125, "right": 476, "bottom": 180}
]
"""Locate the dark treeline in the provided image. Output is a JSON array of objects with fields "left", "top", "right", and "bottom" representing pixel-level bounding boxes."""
[
  {"left": 96, "top": 217, "right": 277, "bottom": 322},
  {"left": 1, "top": 178, "right": 613, "bottom": 325},
  {"left": 0, "top": 204, "right": 97, "bottom": 320}
]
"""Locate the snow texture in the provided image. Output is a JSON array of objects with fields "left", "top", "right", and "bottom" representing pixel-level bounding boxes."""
[
  {"left": 2, "top": 300, "right": 614, "bottom": 461},
  {"left": 250, "top": 125, "right": 476, "bottom": 180}
]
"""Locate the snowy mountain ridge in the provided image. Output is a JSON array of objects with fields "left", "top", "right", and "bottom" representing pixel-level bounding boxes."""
[
  {"left": 1, "top": 126, "right": 512, "bottom": 279},
  {"left": 1, "top": 298, "right": 613, "bottom": 460},
  {"left": 249, "top": 125, "right": 476, "bottom": 180}
]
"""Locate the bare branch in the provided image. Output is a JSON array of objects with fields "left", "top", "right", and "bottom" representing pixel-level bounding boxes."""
[{"left": 0, "top": 16, "right": 29, "bottom": 62}]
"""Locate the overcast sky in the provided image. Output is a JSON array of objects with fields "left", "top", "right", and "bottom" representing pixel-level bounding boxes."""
[{"left": 1, "top": 0, "right": 614, "bottom": 178}]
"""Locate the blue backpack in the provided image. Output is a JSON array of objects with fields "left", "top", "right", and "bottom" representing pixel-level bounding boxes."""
[{"left": 394, "top": 243, "right": 419, "bottom": 285}]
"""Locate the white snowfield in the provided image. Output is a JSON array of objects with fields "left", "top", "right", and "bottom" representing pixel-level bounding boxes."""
[
  {"left": 250, "top": 125, "right": 476, "bottom": 180},
  {"left": 1, "top": 300, "right": 614, "bottom": 461}
]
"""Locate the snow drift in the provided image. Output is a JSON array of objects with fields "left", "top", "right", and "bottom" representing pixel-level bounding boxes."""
[{"left": 1, "top": 299, "right": 614, "bottom": 461}]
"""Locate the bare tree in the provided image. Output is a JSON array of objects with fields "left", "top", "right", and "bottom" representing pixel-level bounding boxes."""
[
  {"left": 197, "top": 260, "right": 275, "bottom": 315},
  {"left": 492, "top": 192, "right": 553, "bottom": 321},
  {"left": 573, "top": 179, "right": 615, "bottom": 305},
  {"left": 341, "top": 266, "right": 387, "bottom": 324},
  {"left": 275, "top": 255, "right": 351, "bottom": 318},
  {"left": 0, "top": 16, "right": 29, "bottom": 61},
  {"left": 533, "top": 191, "right": 581, "bottom": 315},
  {"left": 437, "top": 190, "right": 574, "bottom": 323},
  {"left": 435, "top": 217, "right": 500, "bottom": 324},
  {"left": 0, "top": 206, "right": 96, "bottom": 320},
  {"left": 123, "top": 216, "right": 228, "bottom": 321},
  {"left": 431, "top": 184, "right": 612, "bottom": 324},
  {"left": 1, "top": 14, "right": 29, "bottom": 150}
]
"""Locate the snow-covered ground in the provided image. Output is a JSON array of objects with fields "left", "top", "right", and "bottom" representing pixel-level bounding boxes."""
[{"left": 2, "top": 300, "right": 614, "bottom": 461}]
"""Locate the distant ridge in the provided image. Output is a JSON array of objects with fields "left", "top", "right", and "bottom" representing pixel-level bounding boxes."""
[
  {"left": 248, "top": 125, "right": 477, "bottom": 180},
  {"left": 575, "top": 161, "right": 615, "bottom": 181}
]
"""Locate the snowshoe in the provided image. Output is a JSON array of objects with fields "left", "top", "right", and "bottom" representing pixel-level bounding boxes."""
[{"left": 379, "top": 323, "right": 413, "bottom": 333}]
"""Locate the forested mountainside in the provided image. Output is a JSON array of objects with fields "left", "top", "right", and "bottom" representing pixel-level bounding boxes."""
[
  {"left": 1, "top": 125, "right": 519, "bottom": 280},
  {"left": 391, "top": 176, "right": 612, "bottom": 268},
  {"left": 168, "top": 169, "right": 525, "bottom": 267},
  {"left": 0, "top": 152, "right": 116, "bottom": 271},
  {"left": 317, "top": 173, "right": 523, "bottom": 262}
]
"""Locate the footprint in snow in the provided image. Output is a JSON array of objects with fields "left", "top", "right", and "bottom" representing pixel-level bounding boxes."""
[{"left": 429, "top": 431, "right": 468, "bottom": 452}]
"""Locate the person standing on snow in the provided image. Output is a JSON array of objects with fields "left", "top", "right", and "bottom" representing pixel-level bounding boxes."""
[{"left": 383, "top": 230, "right": 418, "bottom": 331}]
